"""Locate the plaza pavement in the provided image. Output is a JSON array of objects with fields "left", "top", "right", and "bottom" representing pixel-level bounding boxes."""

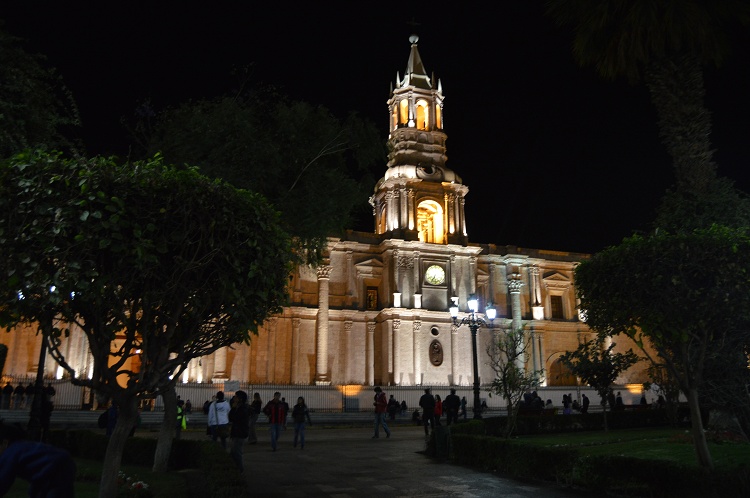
[{"left": 229, "top": 423, "right": 584, "bottom": 497}]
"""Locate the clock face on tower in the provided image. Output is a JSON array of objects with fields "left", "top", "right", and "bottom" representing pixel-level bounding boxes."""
[{"left": 425, "top": 264, "right": 446, "bottom": 285}]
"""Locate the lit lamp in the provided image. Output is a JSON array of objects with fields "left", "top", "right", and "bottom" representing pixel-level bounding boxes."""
[{"left": 450, "top": 293, "right": 496, "bottom": 419}]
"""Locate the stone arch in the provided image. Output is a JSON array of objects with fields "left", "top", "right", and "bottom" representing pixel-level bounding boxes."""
[
  {"left": 416, "top": 199, "right": 444, "bottom": 244},
  {"left": 547, "top": 355, "right": 578, "bottom": 386},
  {"left": 415, "top": 99, "right": 429, "bottom": 130}
]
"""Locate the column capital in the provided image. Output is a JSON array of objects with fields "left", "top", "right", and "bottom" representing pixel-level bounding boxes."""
[
  {"left": 508, "top": 274, "right": 523, "bottom": 293},
  {"left": 317, "top": 265, "right": 332, "bottom": 279}
]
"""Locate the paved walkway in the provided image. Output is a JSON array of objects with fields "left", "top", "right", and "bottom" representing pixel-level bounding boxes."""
[{"left": 239, "top": 424, "right": 581, "bottom": 497}]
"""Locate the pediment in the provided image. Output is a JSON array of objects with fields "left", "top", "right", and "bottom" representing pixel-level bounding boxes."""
[
  {"left": 356, "top": 258, "right": 384, "bottom": 278},
  {"left": 355, "top": 258, "right": 384, "bottom": 269},
  {"left": 543, "top": 271, "right": 570, "bottom": 289}
]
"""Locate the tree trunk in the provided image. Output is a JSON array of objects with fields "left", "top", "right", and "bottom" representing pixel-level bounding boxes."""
[
  {"left": 686, "top": 387, "right": 714, "bottom": 470},
  {"left": 646, "top": 54, "right": 716, "bottom": 193},
  {"left": 152, "top": 387, "right": 177, "bottom": 473},
  {"left": 504, "top": 399, "right": 515, "bottom": 439},
  {"left": 99, "top": 396, "right": 139, "bottom": 498}
]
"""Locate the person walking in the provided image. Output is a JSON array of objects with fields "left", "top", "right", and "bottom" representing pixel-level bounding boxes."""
[
  {"left": 228, "top": 390, "right": 251, "bottom": 472},
  {"left": 207, "top": 391, "right": 230, "bottom": 448},
  {"left": 371, "top": 386, "right": 391, "bottom": 439},
  {"left": 419, "top": 388, "right": 436, "bottom": 436},
  {"left": 248, "top": 392, "right": 262, "bottom": 444},
  {"left": 291, "top": 396, "right": 312, "bottom": 449},
  {"left": 444, "top": 389, "right": 461, "bottom": 425},
  {"left": 581, "top": 393, "right": 590, "bottom": 414},
  {"left": 263, "top": 392, "right": 285, "bottom": 451},
  {"left": 460, "top": 396, "right": 468, "bottom": 420}
]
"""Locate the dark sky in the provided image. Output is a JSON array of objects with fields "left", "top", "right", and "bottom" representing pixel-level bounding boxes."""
[{"left": 2, "top": 2, "right": 749, "bottom": 254}]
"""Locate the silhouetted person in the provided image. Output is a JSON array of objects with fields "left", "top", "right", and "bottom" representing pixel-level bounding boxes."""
[
  {"left": 419, "top": 388, "right": 436, "bottom": 436},
  {"left": 0, "top": 422, "right": 75, "bottom": 497},
  {"left": 444, "top": 389, "right": 461, "bottom": 425}
]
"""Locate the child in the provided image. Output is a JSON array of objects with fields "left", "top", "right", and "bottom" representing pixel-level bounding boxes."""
[{"left": 291, "top": 396, "right": 312, "bottom": 449}]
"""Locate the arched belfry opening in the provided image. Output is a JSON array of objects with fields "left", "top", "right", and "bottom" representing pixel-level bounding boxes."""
[
  {"left": 368, "top": 35, "right": 470, "bottom": 246},
  {"left": 417, "top": 199, "right": 443, "bottom": 244}
]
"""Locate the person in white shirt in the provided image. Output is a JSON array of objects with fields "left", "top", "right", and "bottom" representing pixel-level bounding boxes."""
[{"left": 207, "top": 391, "right": 231, "bottom": 448}]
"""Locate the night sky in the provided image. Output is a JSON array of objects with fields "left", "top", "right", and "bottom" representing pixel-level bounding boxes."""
[{"left": 2, "top": 2, "right": 748, "bottom": 254}]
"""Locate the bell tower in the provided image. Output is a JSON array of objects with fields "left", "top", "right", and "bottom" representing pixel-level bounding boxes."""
[{"left": 370, "top": 35, "right": 469, "bottom": 245}]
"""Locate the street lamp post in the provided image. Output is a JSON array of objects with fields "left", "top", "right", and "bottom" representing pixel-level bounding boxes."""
[{"left": 450, "top": 294, "right": 496, "bottom": 419}]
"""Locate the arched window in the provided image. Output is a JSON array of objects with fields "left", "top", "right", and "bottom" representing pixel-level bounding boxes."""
[
  {"left": 399, "top": 100, "right": 409, "bottom": 125},
  {"left": 416, "top": 199, "right": 443, "bottom": 244},
  {"left": 436, "top": 104, "right": 442, "bottom": 129},
  {"left": 391, "top": 107, "right": 398, "bottom": 131},
  {"left": 415, "top": 99, "right": 429, "bottom": 130}
]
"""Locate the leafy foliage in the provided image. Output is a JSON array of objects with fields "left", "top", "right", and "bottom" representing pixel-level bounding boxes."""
[
  {"left": 486, "top": 327, "right": 544, "bottom": 438},
  {"left": 140, "top": 89, "right": 385, "bottom": 264},
  {"left": 575, "top": 226, "right": 750, "bottom": 466},
  {"left": 0, "top": 25, "right": 81, "bottom": 158},
  {"left": 560, "top": 335, "right": 640, "bottom": 431},
  {"left": 0, "top": 149, "right": 292, "bottom": 497}
]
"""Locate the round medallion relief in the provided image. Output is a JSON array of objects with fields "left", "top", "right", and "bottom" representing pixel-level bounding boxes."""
[{"left": 429, "top": 339, "right": 443, "bottom": 366}]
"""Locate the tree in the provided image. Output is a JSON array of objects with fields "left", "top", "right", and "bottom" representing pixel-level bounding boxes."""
[
  {"left": 574, "top": 226, "right": 750, "bottom": 469},
  {"left": 559, "top": 335, "right": 640, "bottom": 432},
  {"left": 486, "top": 327, "right": 544, "bottom": 438},
  {"left": 0, "top": 25, "right": 81, "bottom": 158},
  {"left": 139, "top": 88, "right": 385, "bottom": 264},
  {"left": 545, "top": 0, "right": 750, "bottom": 195},
  {"left": 0, "top": 149, "right": 293, "bottom": 497}
]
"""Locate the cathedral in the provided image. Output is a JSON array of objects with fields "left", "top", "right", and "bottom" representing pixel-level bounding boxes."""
[{"left": 2, "top": 36, "right": 647, "bottom": 390}]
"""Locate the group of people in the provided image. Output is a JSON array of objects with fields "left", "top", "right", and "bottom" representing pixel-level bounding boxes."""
[
  {"left": 415, "top": 388, "right": 467, "bottom": 435},
  {"left": 373, "top": 387, "right": 471, "bottom": 439},
  {"left": 1, "top": 382, "right": 55, "bottom": 410},
  {"left": 204, "top": 390, "right": 312, "bottom": 471}
]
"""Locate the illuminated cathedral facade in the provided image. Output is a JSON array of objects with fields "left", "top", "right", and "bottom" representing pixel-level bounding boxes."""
[{"left": 2, "top": 36, "right": 649, "bottom": 389}]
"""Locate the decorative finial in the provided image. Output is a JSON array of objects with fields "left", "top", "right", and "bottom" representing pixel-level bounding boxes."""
[{"left": 409, "top": 34, "right": 419, "bottom": 44}]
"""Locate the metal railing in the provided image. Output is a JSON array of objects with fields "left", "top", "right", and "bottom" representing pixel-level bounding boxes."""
[{"left": 1, "top": 375, "right": 607, "bottom": 414}]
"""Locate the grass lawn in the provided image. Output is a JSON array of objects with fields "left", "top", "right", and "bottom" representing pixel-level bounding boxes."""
[
  {"left": 512, "top": 427, "right": 750, "bottom": 470},
  {"left": 4, "top": 457, "right": 189, "bottom": 497}
]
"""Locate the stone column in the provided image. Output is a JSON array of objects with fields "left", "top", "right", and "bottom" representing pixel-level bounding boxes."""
[
  {"left": 508, "top": 274, "right": 524, "bottom": 370},
  {"left": 267, "top": 317, "right": 278, "bottom": 382},
  {"left": 392, "top": 319, "right": 401, "bottom": 385},
  {"left": 315, "top": 265, "right": 332, "bottom": 385},
  {"left": 451, "top": 322, "right": 460, "bottom": 385},
  {"left": 344, "top": 320, "right": 353, "bottom": 383},
  {"left": 213, "top": 347, "right": 228, "bottom": 381},
  {"left": 367, "top": 321, "right": 375, "bottom": 386},
  {"left": 536, "top": 330, "right": 547, "bottom": 385},
  {"left": 412, "top": 320, "right": 421, "bottom": 385},
  {"left": 291, "top": 318, "right": 301, "bottom": 384}
]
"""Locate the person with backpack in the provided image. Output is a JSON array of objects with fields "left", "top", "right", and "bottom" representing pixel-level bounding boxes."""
[
  {"left": 207, "top": 391, "right": 230, "bottom": 448},
  {"left": 371, "top": 386, "right": 391, "bottom": 439}
]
